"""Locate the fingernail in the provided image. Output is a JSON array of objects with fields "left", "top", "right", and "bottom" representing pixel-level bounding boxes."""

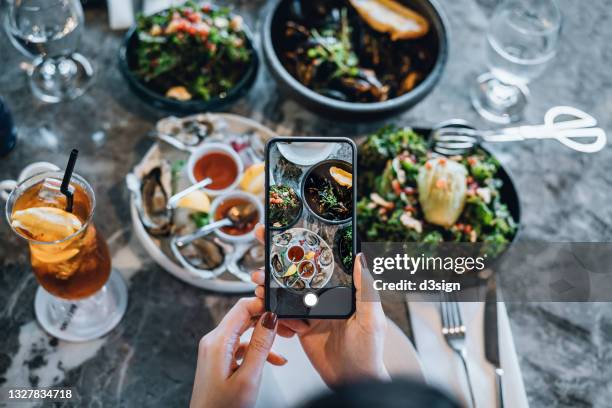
[
  {"left": 261, "top": 312, "right": 277, "bottom": 330},
  {"left": 359, "top": 252, "right": 369, "bottom": 271}
]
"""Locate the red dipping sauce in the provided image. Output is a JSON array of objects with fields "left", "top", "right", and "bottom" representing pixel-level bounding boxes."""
[
  {"left": 287, "top": 245, "right": 304, "bottom": 263},
  {"left": 193, "top": 152, "right": 238, "bottom": 190}
]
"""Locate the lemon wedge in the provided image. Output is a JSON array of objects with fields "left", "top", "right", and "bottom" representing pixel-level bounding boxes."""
[
  {"left": 330, "top": 166, "right": 353, "bottom": 188},
  {"left": 177, "top": 190, "right": 211, "bottom": 213},
  {"left": 283, "top": 263, "right": 298, "bottom": 277},
  {"left": 240, "top": 162, "right": 265, "bottom": 195},
  {"left": 11, "top": 207, "right": 82, "bottom": 242},
  {"left": 305, "top": 251, "right": 316, "bottom": 260}
]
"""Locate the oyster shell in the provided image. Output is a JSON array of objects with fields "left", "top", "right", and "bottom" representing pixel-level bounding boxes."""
[
  {"left": 177, "top": 237, "right": 225, "bottom": 270},
  {"left": 155, "top": 114, "right": 224, "bottom": 150},
  {"left": 271, "top": 253, "right": 284, "bottom": 276},
  {"left": 318, "top": 247, "right": 333, "bottom": 267},
  {"left": 237, "top": 242, "right": 265, "bottom": 272},
  {"left": 273, "top": 232, "right": 292, "bottom": 247},
  {"left": 305, "top": 233, "right": 320, "bottom": 248},
  {"left": 132, "top": 146, "right": 174, "bottom": 236},
  {"left": 310, "top": 272, "right": 327, "bottom": 288}
]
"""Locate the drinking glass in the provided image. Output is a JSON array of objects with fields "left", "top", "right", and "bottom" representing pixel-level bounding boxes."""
[
  {"left": 5, "top": 171, "right": 127, "bottom": 341},
  {"left": 4, "top": 0, "right": 94, "bottom": 103},
  {"left": 470, "top": 0, "right": 562, "bottom": 123}
]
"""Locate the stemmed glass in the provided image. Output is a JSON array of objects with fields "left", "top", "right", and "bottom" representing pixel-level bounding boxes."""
[
  {"left": 4, "top": 0, "right": 94, "bottom": 103},
  {"left": 471, "top": 0, "right": 562, "bottom": 123},
  {"left": 5, "top": 172, "right": 127, "bottom": 341}
]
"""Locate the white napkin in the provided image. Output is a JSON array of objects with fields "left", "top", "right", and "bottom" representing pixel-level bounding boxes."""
[
  {"left": 244, "top": 319, "right": 425, "bottom": 408},
  {"left": 106, "top": 0, "right": 135, "bottom": 30},
  {"left": 143, "top": 0, "right": 186, "bottom": 16},
  {"left": 409, "top": 301, "right": 529, "bottom": 408}
]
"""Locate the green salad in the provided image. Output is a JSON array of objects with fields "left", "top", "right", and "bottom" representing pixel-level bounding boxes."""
[
  {"left": 134, "top": 2, "right": 251, "bottom": 101},
  {"left": 358, "top": 126, "right": 517, "bottom": 251}
]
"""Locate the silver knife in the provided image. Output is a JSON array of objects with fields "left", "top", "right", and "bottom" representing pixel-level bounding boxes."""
[{"left": 484, "top": 277, "right": 504, "bottom": 408}]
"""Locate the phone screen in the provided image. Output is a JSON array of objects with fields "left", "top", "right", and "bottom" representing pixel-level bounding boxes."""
[{"left": 265, "top": 137, "right": 356, "bottom": 318}]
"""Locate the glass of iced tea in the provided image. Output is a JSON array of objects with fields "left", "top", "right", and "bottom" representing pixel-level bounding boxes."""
[{"left": 5, "top": 171, "right": 127, "bottom": 341}]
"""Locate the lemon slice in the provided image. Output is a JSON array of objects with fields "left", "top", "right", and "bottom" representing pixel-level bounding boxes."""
[
  {"left": 330, "top": 166, "right": 353, "bottom": 188},
  {"left": 283, "top": 263, "right": 298, "bottom": 277},
  {"left": 177, "top": 190, "right": 211, "bottom": 213},
  {"left": 305, "top": 251, "right": 316, "bottom": 260},
  {"left": 240, "top": 162, "right": 265, "bottom": 194},
  {"left": 31, "top": 246, "right": 80, "bottom": 264},
  {"left": 11, "top": 207, "right": 82, "bottom": 242}
]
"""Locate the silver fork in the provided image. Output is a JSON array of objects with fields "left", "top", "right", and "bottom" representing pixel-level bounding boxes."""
[{"left": 440, "top": 293, "right": 476, "bottom": 408}]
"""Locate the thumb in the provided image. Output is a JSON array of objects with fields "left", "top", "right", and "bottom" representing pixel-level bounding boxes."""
[
  {"left": 355, "top": 253, "right": 382, "bottom": 318},
  {"left": 239, "top": 312, "right": 278, "bottom": 379}
]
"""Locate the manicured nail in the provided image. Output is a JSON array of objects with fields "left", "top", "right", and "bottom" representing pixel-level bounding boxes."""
[
  {"left": 261, "top": 312, "right": 277, "bottom": 330},
  {"left": 359, "top": 252, "right": 369, "bottom": 272}
]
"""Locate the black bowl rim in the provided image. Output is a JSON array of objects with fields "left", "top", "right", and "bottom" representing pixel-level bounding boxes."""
[
  {"left": 118, "top": 11, "right": 259, "bottom": 113},
  {"left": 301, "top": 158, "right": 354, "bottom": 225},
  {"left": 262, "top": 0, "right": 450, "bottom": 114},
  {"left": 269, "top": 185, "right": 304, "bottom": 231}
]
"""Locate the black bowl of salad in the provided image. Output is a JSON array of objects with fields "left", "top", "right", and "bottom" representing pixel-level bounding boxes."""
[
  {"left": 118, "top": 2, "right": 259, "bottom": 114},
  {"left": 357, "top": 126, "right": 521, "bottom": 257},
  {"left": 268, "top": 184, "right": 303, "bottom": 230}
]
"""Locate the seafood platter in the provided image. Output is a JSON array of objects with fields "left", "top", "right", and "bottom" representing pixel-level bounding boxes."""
[{"left": 127, "top": 113, "right": 274, "bottom": 293}]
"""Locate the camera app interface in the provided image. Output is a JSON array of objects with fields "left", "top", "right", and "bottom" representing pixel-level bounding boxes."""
[{"left": 267, "top": 140, "right": 355, "bottom": 317}]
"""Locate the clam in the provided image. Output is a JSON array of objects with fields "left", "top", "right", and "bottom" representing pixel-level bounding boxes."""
[{"left": 177, "top": 237, "right": 225, "bottom": 270}]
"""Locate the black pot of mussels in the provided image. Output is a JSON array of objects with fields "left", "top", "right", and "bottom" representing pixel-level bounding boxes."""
[{"left": 262, "top": 0, "right": 449, "bottom": 118}]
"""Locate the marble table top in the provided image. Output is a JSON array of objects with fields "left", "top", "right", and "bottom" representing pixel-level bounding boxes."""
[{"left": 1, "top": 0, "right": 611, "bottom": 407}]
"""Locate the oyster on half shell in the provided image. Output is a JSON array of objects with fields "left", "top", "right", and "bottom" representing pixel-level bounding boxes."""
[
  {"left": 177, "top": 237, "right": 226, "bottom": 271},
  {"left": 130, "top": 145, "right": 174, "bottom": 236}
]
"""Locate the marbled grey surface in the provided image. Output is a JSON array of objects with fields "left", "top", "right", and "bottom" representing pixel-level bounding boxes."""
[{"left": 1, "top": 0, "right": 611, "bottom": 407}]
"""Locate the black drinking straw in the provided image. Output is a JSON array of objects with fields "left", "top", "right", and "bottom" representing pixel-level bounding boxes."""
[{"left": 60, "top": 149, "right": 79, "bottom": 213}]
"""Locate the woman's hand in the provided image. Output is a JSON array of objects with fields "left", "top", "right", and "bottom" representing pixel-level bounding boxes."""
[
  {"left": 190, "top": 297, "right": 283, "bottom": 408},
  {"left": 252, "top": 225, "right": 390, "bottom": 387}
]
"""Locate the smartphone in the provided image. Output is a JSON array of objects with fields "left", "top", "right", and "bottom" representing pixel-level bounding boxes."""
[{"left": 265, "top": 137, "right": 357, "bottom": 319}]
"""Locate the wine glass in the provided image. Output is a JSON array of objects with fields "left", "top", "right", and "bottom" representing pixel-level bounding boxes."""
[
  {"left": 471, "top": 0, "right": 562, "bottom": 123},
  {"left": 4, "top": 0, "right": 94, "bottom": 103}
]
